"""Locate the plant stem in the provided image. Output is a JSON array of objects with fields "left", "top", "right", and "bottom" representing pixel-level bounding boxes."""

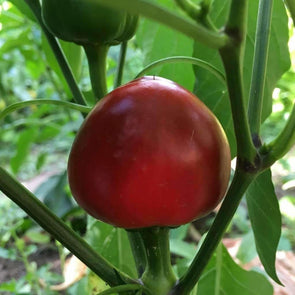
[
  {"left": 0, "top": 100, "right": 91, "bottom": 121},
  {"left": 174, "top": 0, "right": 216, "bottom": 30},
  {"left": 97, "top": 284, "right": 149, "bottom": 295},
  {"left": 170, "top": 2, "right": 258, "bottom": 294},
  {"left": 127, "top": 230, "right": 147, "bottom": 276},
  {"left": 115, "top": 41, "right": 128, "bottom": 88},
  {"left": 170, "top": 169, "right": 255, "bottom": 295},
  {"left": 0, "top": 167, "right": 137, "bottom": 287},
  {"left": 24, "top": 0, "right": 87, "bottom": 107},
  {"left": 248, "top": 0, "right": 273, "bottom": 140},
  {"left": 260, "top": 102, "right": 295, "bottom": 168},
  {"left": 219, "top": 0, "right": 257, "bottom": 164},
  {"left": 95, "top": 0, "right": 230, "bottom": 49},
  {"left": 174, "top": 0, "right": 202, "bottom": 20},
  {"left": 219, "top": 47, "right": 257, "bottom": 163},
  {"left": 135, "top": 56, "right": 226, "bottom": 84},
  {"left": 84, "top": 44, "right": 109, "bottom": 101},
  {"left": 140, "top": 227, "right": 176, "bottom": 294}
]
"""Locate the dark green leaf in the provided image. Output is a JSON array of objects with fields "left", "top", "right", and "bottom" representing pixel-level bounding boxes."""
[
  {"left": 34, "top": 172, "right": 76, "bottom": 218},
  {"left": 246, "top": 169, "right": 282, "bottom": 284},
  {"left": 197, "top": 244, "right": 273, "bottom": 295}
]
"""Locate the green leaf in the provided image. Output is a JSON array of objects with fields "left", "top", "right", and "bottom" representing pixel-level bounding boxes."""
[
  {"left": 246, "top": 169, "right": 282, "bottom": 284},
  {"left": 9, "top": 0, "right": 37, "bottom": 22},
  {"left": 41, "top": 35, "right": 83, "bottom": 97},
  {"left": 10, "top": 127, "right": 38, "bottom": 174},
  {"left": 170, "top": 239, "right": 196, "bottom": 260},
  {"left": 136, "top": 0, "right": 195, "bottom": 90},
  {"left": 25, "top": 229, "right": 50, "bottom": 244},
  {"left": 193, "top": 0, "right": 290, "bottom": 156},
  {"left": 236, "top": 231, "right": 258, "bottom": 264},
  {"left": 86, "top": 217, "right": 137, "bottom": 278},
  {"left": 170, "top": 224, "right": 190, "bottom": 240},
  {"left": 0, "top": 28, "right": 32, "bottom": 55},
  {"left": 61, "top": 41, "right": 84, "bottom": 82},
  {"left": 34, "top": 172, "right": 76, "bottom": 218},
  {"left": 35, "top": 152, "right": 47, "bottom": 171},
  {"left": 197, "top": 244, "right": 273, "bottom": 295},
  {"left": 0, "top": 247, "right": 18, "bottom": 260}
]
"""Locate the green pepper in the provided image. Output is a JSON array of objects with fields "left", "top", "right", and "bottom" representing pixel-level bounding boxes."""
[
  {"left": 41, "top": 0, "right": 138, "bottom": 102},
  {"left": 41, "top": 0, "right": 138, "bottom": 46},
  {"left": 113, "top": 14, "right": 139, "bottom": 44}
]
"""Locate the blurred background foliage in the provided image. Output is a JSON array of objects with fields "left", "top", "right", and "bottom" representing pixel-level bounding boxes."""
[{"left": 0, "top": 0, "right": 294, "bottom": 294}]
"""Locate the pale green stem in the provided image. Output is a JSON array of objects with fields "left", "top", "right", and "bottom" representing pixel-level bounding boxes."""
[
  {"left": 94, "top": 0, "right": 230, "bottom": 49},
  {"left": 248, "top": 0, "right": 273, "bottom": 140}
]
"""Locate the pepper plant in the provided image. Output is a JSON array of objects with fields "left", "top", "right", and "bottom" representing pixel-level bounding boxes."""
[{"left": 0, "top": 0, "right": 294, "bottom": 294}]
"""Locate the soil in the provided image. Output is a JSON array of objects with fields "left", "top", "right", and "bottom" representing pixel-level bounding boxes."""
[{"left": 0, "top": 245, "right": 61, "bottom": 283}]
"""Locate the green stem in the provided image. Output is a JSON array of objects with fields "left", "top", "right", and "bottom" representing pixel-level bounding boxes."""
[
  {"left": 115, "top": 41, "right": 128, "bottom": 88},
  {"left": 219, "top": 48, "right": 257, "bottom": 163},
  {"left": 248, "top": 0, "right": 273, "bottom": 139},
  {"left": 219, "top": 0, "right": 257, "bottom": 164},
  {"left": 260, "top": 102, "right": 295, "bottom": 168},
  {"left": 140, "top": 227, "right": 176, "bottom": 294},
  {"left": 0, "top": 167, "right": 136, "bottom": 287},
  {"left": 135, "top": 56, "right": 226, "bottom": 84},
  {"left": 24, "top": 0, "right": 87, "bottom": 107},
  {"left": 84, "top": 44, "right": 109, "bottom": 101},
  {"left": 95, "top": 0, "right": 230, "bottom": 49},
  {"left": 97, "top": 284, "right": 151, "bottom": 295},
  {"left": 174, "top": 0, "right": 202, "bottom": 20},
  {"left": 127, "top": 230, "right": 147, "bottom": 276},
  {"left": 170, "top": 169, "right": 255, "bottom": 295},
  {"left": 0, "top": 99, "right": 91, "bottom": 121},
  {"left": 175, "top": 0, "right": 216, "bottom": 30}
]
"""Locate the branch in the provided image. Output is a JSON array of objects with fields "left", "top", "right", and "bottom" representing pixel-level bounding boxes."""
[
  {"left": 115, "top": 42, "right": 128, "bottom": 88},
  {"left": 174, "top": 0, "right": 216, "bottom": 30},
  {"left": 260, "top": 102, "right": 295, "bottom": 168},
  {"left": 219, "top": 0, "right": 257, "bottom": 164},
  {"left": 248, "top": 0, "right": 273, "bottom": 140},
  {"left": 83, "top": 44, "right": 108, "bottom": 101},
  {"left": 94, "top": 0, "right": 230, "bottom": 49},
  {"left": 0, "top": 167, "right": 136, "bottom": 287},
  {"left": 171, "top": 169, "right": 255, "bottom": 294},
  {"left": 24, "top": 0, "right": 87, "bottom": 107}
]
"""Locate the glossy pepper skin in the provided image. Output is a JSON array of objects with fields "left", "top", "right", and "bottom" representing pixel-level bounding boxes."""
[
  {"left": 68, "top": 76, "right": 231, "bottom": 229},
  {"left": 41, "top": 0, "right": 138, "bottom": 45}
]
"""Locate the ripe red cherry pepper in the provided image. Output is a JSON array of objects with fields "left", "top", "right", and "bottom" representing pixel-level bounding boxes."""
[{"left": 68, "top": 76, "right": 231, "bottom": 229}]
